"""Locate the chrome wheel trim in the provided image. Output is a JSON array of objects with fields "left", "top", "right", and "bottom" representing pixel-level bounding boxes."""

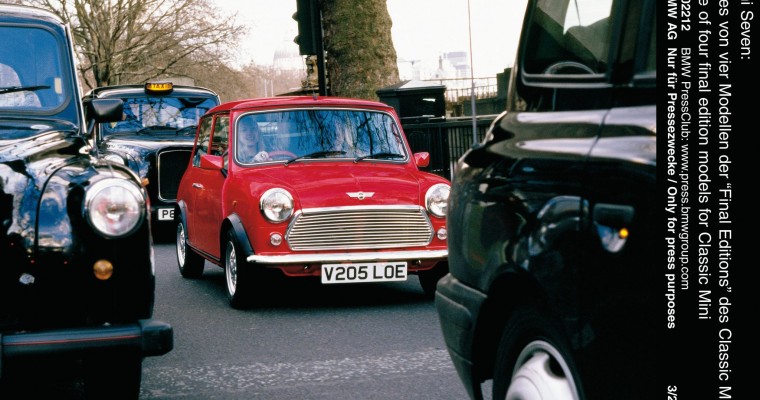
[
  {"left": 225, "top": 241, "right": 238, "bottom": 297},
  {"left": 176, "top": 223, "right": 187, "bottom": 267},
  {"left": 505, "top": 340, "right": 579, "bottom": 400}
]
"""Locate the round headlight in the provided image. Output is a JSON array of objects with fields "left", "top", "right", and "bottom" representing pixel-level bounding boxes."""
[
  {"left": 425, "top": 183, "right": 450, "bottom": 218},
  {"left": 84, "top": 178, "right": 146, "bottom": 238},
  {"left": 260, "top": 188, "right": 294, "bottom": 223},
  {"left": 103, "top": 153, "right": 125, "bottom": 165}
]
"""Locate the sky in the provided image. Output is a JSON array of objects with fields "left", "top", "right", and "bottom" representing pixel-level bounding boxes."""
[{"left": 214, "top": 0, "right": 528, "bottom": 79}]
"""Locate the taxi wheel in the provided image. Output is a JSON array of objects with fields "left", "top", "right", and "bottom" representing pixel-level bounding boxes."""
[
  {"left": 224, "top": 230, "right": 253, "bottom": 309},
  {"left": 418, "top": 262, "right": 448, "bottom": 298},
  {"left": 492, "top": 307, "right": 581, "bottom": 400},
  {"left": 176, "top": 221, "right": 204, "bottom": 278}
]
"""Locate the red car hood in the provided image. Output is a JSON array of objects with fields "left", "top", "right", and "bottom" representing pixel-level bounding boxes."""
[{"left": 250, "top": 162, "right": 422, "bottom": 208}]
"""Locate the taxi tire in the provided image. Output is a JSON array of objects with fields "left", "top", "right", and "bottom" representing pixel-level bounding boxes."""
[
  {"left": 176, "top": 221, "right": 204, "bottom": 279},
  {"left": 492, "top": 306, "right": 581, "bottom": 400},
  {"left": 224, "top": 230, "right": 254, "bottom": 309},
  {"left": 418, "top": 262, "right": 448, "bottom": 298}
]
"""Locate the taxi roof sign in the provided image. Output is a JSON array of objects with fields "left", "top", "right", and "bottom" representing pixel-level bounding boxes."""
[{"left": 145, "top": 82, "right": 173, "bottom": 93}]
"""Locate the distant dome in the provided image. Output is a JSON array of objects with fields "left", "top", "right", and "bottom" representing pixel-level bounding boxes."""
[{"left": 273, "top": 37, "right": 303, "bottom": 71}]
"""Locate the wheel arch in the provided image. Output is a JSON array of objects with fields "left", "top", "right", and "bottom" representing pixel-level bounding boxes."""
[
  {"left": 221, "top": 213, "right": 253, "bottom": 258},
  {"left": 472, "top": 269, "right": 550, "bottom": 383}
]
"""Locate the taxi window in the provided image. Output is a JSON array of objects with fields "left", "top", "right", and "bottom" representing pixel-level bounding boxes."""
[
  {"left": 0, "top": 26, "right": 67, "bottom": 112},
  {"left": 524, "top": 0, "right": 613, "bottom": 75},
  {"left": 101, "top": 96, "right": 217, "bottom": 136}
]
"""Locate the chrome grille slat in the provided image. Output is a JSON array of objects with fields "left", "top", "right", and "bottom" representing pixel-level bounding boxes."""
[{"left": 286, "top": 206, "right": 433, "bottom": 251}]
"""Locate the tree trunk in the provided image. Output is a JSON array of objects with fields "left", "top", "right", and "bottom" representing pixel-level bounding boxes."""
[{"left": 320, "top": 0, "right": 399, "bottom": 100}]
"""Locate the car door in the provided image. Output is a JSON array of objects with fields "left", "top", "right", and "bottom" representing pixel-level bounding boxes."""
[
  {"left": 183, "top": 115, "right": 213, "bottom": 248},
  {"left": 191, "top": 113, "right": 229, "bottom": 257},
  {"left": 579, "top": 2, "right": 657, "bottom": 397}
]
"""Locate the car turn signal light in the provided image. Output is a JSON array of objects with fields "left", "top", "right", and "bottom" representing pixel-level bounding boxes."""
[{"left": 93, "top": 259, "right": 114, "bottom": 280}]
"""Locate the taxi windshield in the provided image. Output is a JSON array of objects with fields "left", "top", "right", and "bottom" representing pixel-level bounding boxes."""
[
  {"left": 101, "top": 96, "right": 217, "bottom": 137},
  {"left": 0, "top": 26, "right": 68, "bottom": 112}
]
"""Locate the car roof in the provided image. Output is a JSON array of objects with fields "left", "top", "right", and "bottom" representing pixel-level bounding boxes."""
[
  {"left": 0, "top": 4, "right": 65, "bottom": 25},
  {"left": 84, "top": 84, "right": 219, "bottom": 99},
  {"left": 209, "top": 96, "right": 396, "bottom": 115}
]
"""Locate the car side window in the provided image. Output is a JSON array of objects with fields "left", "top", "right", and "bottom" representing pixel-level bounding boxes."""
[
  {"left": 210, "top": 115, "right": 229, "bottom": 156},
  {"left": 524, "top": 0, "right": 613, "bottom": 75},
  {"left": 192, "top": 116, "right": 213, "bottom": 167}
]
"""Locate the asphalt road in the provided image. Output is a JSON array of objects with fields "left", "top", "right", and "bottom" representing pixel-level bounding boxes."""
[{"left": 139, "top": 242, "right": 473, "bottom": 399}]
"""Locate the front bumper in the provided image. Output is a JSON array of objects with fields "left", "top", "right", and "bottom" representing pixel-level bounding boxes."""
[
  {"left": 1, "top": 319, "right": 173, "bottom": 374},
  {"left": 247, "top": 249, "right": 447, "bottom": 264},
  {"left": 434, "top": 273, "right": 488, "bottom": 400}
]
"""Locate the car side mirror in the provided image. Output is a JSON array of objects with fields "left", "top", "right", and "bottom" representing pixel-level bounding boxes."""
[
  {"left": 199, "top": 154, "right": 224, "bottom": 171},
  {"left": 85, "top": 98, "right": 124, "bottom": 123},
  {"left": 414, "top": 152, "right": 430, "bottom": 168}
]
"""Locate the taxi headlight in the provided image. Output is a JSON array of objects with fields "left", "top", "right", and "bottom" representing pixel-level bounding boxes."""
[
  {"left": 425, "top": 183, "right": 450, "bottom": 218},
  {"left": 84, "top": 178, "right": 146, "bottom": 238},
  {"left": 260, "top": 188, "right": 294, "bottom": 223},
  {"left": 103, "top": 153, "right": 125, "bottom": 165}
]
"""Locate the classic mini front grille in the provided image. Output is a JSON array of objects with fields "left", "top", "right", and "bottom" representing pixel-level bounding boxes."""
[
  {"left": 157, "top": 149, "right": 191, "bottom": 201},
  {"left": 286, "top": 206, "right": 434, "bottom": 251}
]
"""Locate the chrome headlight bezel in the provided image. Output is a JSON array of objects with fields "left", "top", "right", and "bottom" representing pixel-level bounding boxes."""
[
  {"left": 103, "top": 153, "right": 126, "bottom": 165},
  {"left": 260, "top": 188, "right": 294, "bottom": 223},
  {"left": 83, "top": 178, "right": 146, "bottom": 238},
  {"left": 425, "top": 183, "right": 450, "bottom": 218}
]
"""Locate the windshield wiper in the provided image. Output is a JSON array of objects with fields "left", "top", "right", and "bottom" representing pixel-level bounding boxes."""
[
  {"left": 354, "top": 152, "right": 405, "bottom": 163},
  {"left": 0, "top": 85, "right": 50, "bottom": 94},
  {"left": 284, "top": 150, "right": 346, "bottom": 165},
  {"left": 136, "top": 125, "right": 175, "bottom": 135},
  {"left": 176, "top": 125, "right": 197, "bottom": 135}
]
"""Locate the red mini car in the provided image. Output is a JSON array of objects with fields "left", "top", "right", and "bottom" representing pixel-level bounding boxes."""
[{"left": 175, "top": 96, "right": 450, "bottom": 308}]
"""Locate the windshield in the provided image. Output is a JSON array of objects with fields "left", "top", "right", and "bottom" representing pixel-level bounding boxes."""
[
  {"left": 100, "top": 96, "right": 218, "bottom": 136},
  {"left": 234, "top": 109, "right": 408, "bottom": 165},
  {"left": 0, "top": 26, "right": 68, "bottom": 112}
]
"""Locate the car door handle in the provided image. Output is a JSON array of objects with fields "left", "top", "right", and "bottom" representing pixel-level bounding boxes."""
[{"left": 192, "top": 183, "right": 204, "bottom": 189}]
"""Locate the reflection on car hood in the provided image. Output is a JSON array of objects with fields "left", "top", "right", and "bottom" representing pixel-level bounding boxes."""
[
  {"left": 0, "top": 119, "right": 83, "bottom": 163},
  {"left": 250, "top": 163, "right": 422, "bottom": 207},
  {"left": 102, "top": 134, "right": 195, "bottom": 151},
  {"left": 1, "top": 122, "right": 90, "bottom": 260}
]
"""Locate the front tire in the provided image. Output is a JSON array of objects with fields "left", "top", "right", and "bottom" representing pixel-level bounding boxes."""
[
  {"left": 492, "top": 307, "right": 581, "bottom": 400},
  {"left": 176, "top": 220, "right": 204, "bottom": 278},
  {"left": 224, "top": 230, "right": 254, "bottom": 309}
]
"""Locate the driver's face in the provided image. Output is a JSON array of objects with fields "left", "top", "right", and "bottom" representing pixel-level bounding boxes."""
[{"left": 238, "top": 123, "right": 260, "bottom": 148}]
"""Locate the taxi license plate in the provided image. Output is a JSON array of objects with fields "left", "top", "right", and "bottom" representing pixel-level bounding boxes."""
[
  {"left": 322, "top": 262, "right": 407, "bottom": 284},
  {"left": 157, "top": 208, "right": 174, "bottom": 221}
]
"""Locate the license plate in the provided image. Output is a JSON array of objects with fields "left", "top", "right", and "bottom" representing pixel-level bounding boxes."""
[
  {"left": 157, "top": 208, "right": 174, "bottom": 221},
  {"left": 322, "top": 262, "right": 407, "bottom": 284}
]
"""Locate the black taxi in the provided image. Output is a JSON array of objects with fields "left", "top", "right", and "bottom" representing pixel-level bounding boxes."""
[
  {"left": 83, "top": 82, "right": 220, "bottom": 237},
  {"left": 1, "top": 4, "right": 172, "bottom": 397},
  {"left": 435, "top": 0, "right": 657, "bottom": 399}
]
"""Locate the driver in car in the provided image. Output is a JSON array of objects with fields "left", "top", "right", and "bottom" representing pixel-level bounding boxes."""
[{"left": 237, "top": 119, "right": 270, "bottom": 163}]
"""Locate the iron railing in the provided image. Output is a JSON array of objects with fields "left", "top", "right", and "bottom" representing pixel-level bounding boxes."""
[{"left": 402, "top": 115, "right": 498, "bottom": 181}]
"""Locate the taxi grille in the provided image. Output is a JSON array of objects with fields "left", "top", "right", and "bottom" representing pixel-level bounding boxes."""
[
  {"left": 157, "top": 149, "right": 191, "bottom": 201},
  {"left": 286, "top": 206, "right": 433, "bottom": 251}
]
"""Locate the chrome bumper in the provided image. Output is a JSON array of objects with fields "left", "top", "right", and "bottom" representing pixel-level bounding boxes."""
[{"left": 247, "top": 249, "right": 448, "bottom": 264}]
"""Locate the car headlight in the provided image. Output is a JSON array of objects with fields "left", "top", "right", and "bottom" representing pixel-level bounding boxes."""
[
  {"left": 84, "top": 178, "right": 146, "bottom": 238},
  {"left": 103, "top": 153, "right": 126, "bottom": 165},
  {"left": 260, "top": 188, "right": 294, "bottom": 223},
  {"left": 425, "top": 183, "right": 450, "bottom": 217}
]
